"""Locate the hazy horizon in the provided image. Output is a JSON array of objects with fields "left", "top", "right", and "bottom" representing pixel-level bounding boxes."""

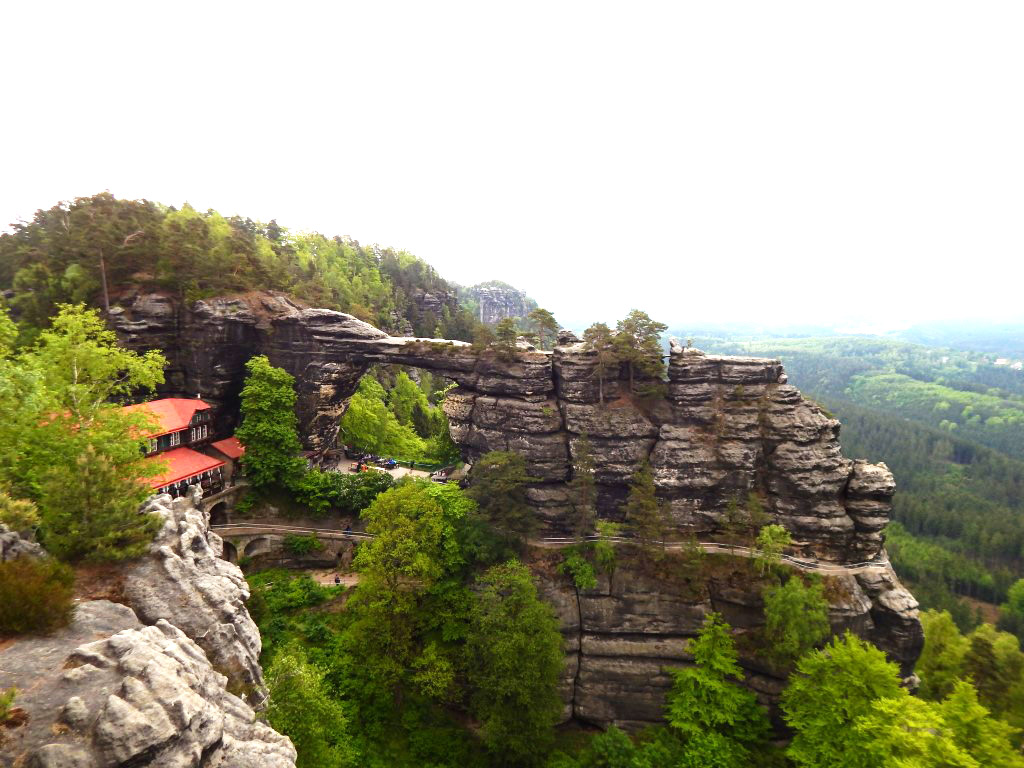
[{"left": 3, "top": 2, "right": 1022, "bottom": 330}]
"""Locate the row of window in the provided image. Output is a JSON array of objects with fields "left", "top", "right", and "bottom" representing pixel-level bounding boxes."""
[{"left": 146, "top": 426, "right": 210, "bottom": 455}]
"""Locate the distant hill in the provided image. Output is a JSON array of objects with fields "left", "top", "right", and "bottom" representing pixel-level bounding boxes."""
[
  {"left": 0, "top": 192, "right": 482, "bottom": 342},
  {"left": 456, "top": 280, "right": 538, "bottom": 325}
]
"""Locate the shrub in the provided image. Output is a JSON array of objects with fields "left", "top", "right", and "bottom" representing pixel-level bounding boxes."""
[
  {"left": 560, "top": 549, "right": 597, "bottom": 590},
  {"left": 0, "top": 557, "right": 74, "bottom": 634},
  {"left": 0, "top": 687, "right": 16, "bottom": 724},
  {"left": 284, "top": 533, "right": 323, "bottom": 556},
  {"left": 0, "top": 489, "right": 39, "bottom": 531}
]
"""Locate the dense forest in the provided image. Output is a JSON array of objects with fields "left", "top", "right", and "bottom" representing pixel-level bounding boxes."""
[
  {"left": 691, "top": 332, "right": 1024, "bottom": 628},
  {"left": 0, "top": 192, "right": 482, "bottom": 341}
]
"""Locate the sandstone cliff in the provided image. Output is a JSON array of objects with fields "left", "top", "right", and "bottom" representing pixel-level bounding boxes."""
[
  {"left": 458, "top": 281, "right": 538, "bottom": 325},
  {"left": 109, "top": 292, "right": 922, "bottom": 727}
]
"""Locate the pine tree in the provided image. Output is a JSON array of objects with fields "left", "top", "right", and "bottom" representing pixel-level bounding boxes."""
[
  {"left": 569, "top": 434, "right": 596, "bottom": 541},
  {"left": 613, "top": 309, "right": 667, "bottom": 396},
  {"left": 39, "top": 444, "right": 161, "bottom": 562},
  {"left": 582, "top": 322, "right": 618, "bottom": 405},
  {"left": 623, "top": 461, "right": 670, "bottom": 561},
  {"left": 527, "top": 308, "right": 559, "bottom": 350}
]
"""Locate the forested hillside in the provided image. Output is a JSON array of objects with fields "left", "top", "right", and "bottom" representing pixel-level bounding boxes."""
[
  {"left": 692, "top": 332, "right": 1024, "bottom": 627},
  {"left": 0, "top": 193, "right": 480, "bottom": 341}
]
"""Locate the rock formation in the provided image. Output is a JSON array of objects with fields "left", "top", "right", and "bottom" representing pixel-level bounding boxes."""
[
  {"left": 109, "top": 291, "right": 923, "bottom": 727},
  {"left": 458, "top": 281, "right": 537, "bottom": 325},
  {"left": 0, "top": 601, "right": 295, "bottom": 767},
  {"left": 0, "top": 491, "right": 294, "bottom": 766},
  {"left": 125, "top": 489, "right": 265, "bottom": 701}
]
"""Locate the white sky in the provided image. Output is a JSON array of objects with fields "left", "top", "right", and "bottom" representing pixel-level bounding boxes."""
[{"left": 2, "top": 2, "right": 1022, "bottom": 330}]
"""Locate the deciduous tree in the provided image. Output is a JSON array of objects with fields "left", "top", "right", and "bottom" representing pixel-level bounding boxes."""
[
  {"left": 235, "top": 355, "right": 306, "bottom": 490},
  {"left": 465, "top": 560, "right": 564, "bottom": 766}
]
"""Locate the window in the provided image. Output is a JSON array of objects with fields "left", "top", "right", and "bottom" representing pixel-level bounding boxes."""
[
  {"left": 169, "top": 431, "right": 181, "bottom": 447},
  {"left": 147, "top": 438, "right": 157, "bottom": 454}
]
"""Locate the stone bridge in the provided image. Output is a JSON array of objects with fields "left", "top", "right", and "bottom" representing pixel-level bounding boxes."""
[
  {"left": 114, "top": 293, "right": 897, "bottom": 566},
  {"left": 212, "top": 522, "right": 369, "bottom": 565}
]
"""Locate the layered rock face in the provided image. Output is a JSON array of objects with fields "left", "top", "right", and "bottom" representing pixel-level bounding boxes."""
[
  {"left": 0, "top": 602, "right": 295, "bottom": 768},
  {"left": 110, "top": 293, "right": 922, "bottom": 727}
]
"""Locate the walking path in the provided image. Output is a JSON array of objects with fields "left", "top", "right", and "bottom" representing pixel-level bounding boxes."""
[{"left": 212, "top": 522, "right": 890, "bottom": 575}]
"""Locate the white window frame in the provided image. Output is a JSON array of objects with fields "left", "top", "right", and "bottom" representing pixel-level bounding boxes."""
[{"left": 169, "top": 431, "right": 181, "bottom": 447}]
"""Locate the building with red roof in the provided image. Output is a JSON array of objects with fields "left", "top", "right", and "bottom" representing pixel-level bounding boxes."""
[{"left": 124, "top": 398, "right": 227, "bottom": 497}]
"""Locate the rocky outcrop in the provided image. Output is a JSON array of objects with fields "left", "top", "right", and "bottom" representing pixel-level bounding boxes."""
[
  {"left": 110, "top": 292, "right": 922, "bottom": 727},
  {"left": 0, "top": 523, "right": 44, "bottom": 561},
  {"left": 459, "top": 281, "right": 537, "bottom": 325},
  {"left": 0, "top": 601, "right": 295, "bottom": 767},
  {"left": 124, "top": 489, "right": 265, "bottom": 702}
]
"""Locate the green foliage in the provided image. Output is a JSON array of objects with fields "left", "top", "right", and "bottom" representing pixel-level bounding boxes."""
[
  {"left": 614, "top": 309, "right": 667, "bottom": 397},
  {"left": 781, "top": 632, "right": 905, "bottom": 767},
  {"left": 284, "top": 533, "right": 323, "bottom": 556},
  {"left": 560, "top": 548, "right": 597, "bottom": 590},
  {"left": 289, "top": 467, "right": 395, "bottom": 517},
  {"left": 622, "top": 461, "right": 669, "bottom": 561},
  {"left": 266, "top": 644, "right": 359, "bottom": 768},
  {"left": 340, "top": 376, "right": 428, "bottom": 460},
  {"left": 762, "top": 576, "right": 831, "bottom": 667},
  {"left": 493, "top": 318, "right": 520, "bottom": 357},
  {"left": 527, "top": 308, "right": 559, "bottom": 350},
  {"left": 568, "top": 434, "right": 596, "bottom": 540},
  {"left": 0, "top": 687, "right": 16, "bottom": 724},
  {"left": 465, "top": 560, "right": 564, "bottom": 766},
  {"left": 0, "top": 193, "right": 484, "bottom": 340},
  {"left": 0, "top": 556, "right": 74, "bottom": 634},
  {"left": 665, "top": 613, "right": 771, "bottom": 764},
  {"left": 39, "top": 443, "right": 162, "bottom": 562},
  {"left": 593, "top": 520, "right": 622, "bottom": 576},
  {"left": 0, "top": 304, "right": 166, "bottom": 502},
  {"left": 754, "top": 523, "right": 792, "bottom": 576},
  {"left": 236, "top": 355, "right": 306, "bottom": 490},
  {"left": 582, "top": 322, "right": 619, "bottom": 404},
  {"left": 465, "top": 451, "right": 537, "bottom": 549},
  {"left": 0, "top": 489, "right": 39, "bottom": 531},
  {"left": 918, "top": 609, "right": 971, "bottom": 700}
]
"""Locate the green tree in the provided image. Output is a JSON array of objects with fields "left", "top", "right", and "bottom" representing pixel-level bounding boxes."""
[
  {"left": 613, "top": 310, "right": 667, "bottom": 396},
  {"left": 527, "top": 308, "right": 559, "bottom": 350},
  {"left": 582, "top": 322, "right": 618, "bottom": 404},
  {"left": 339, "top": 376, "right": 427, "bottom": 460},
  {"left": 846, "top": 695, "right": 975, "bottom": 768},
  {"left": 265, "top": 644, "right": 358, "bottom": 768},
  {"left": 235, "top": 355, "right": 306, "bottom": 490},
  {"left": 465, "top": 451, "right": 537, "bottom": 549},
  {"left": 465, "top": 560, "right": 564, "bottom": 766},
  {"left": 762, "top": 576, "right": 831, "bottom": 667},
  {"left": 754, "top": 524, "right": 792, "bottom": 576},
  {"left": 918, "top": 609, "right": 970, "bottom": 701},
  {"left": 781, "top": 632, "right": 905, "bottom": 767},
  {"left": 0, "top": 488, "right": 39, "bottom": 532},
  {"left": 39, "top": 443, "right": 162, "bottom": 562},
  {"left": 569, "top": 434, "right": 597, "bottom": 541},
  {"left": 494, "top": 318, "right": 520, "bottom": 358},
  {"left": 623, "top": 461, "right": 669, "bottom": 561},
  {"left": 0, "top": 305, "right": 166, "bottom": 560},
  {"left": 665, "top": 613, "right": 771, "bottom": 764}
]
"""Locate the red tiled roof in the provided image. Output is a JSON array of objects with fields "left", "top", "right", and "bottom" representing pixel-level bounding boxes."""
[
  {"left": 210, "top": 437, "right": 245, "bottom": 460},
  {"left": 145, "top": 447, "right": 225, "bottom": 488},
  {"left": 123, "top": 398, "right": 213, "bottom": 438}
]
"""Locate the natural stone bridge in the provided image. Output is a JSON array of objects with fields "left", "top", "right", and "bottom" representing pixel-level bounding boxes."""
[{"left": 115, "top": 291, "right": 923, "bottom": 719}]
